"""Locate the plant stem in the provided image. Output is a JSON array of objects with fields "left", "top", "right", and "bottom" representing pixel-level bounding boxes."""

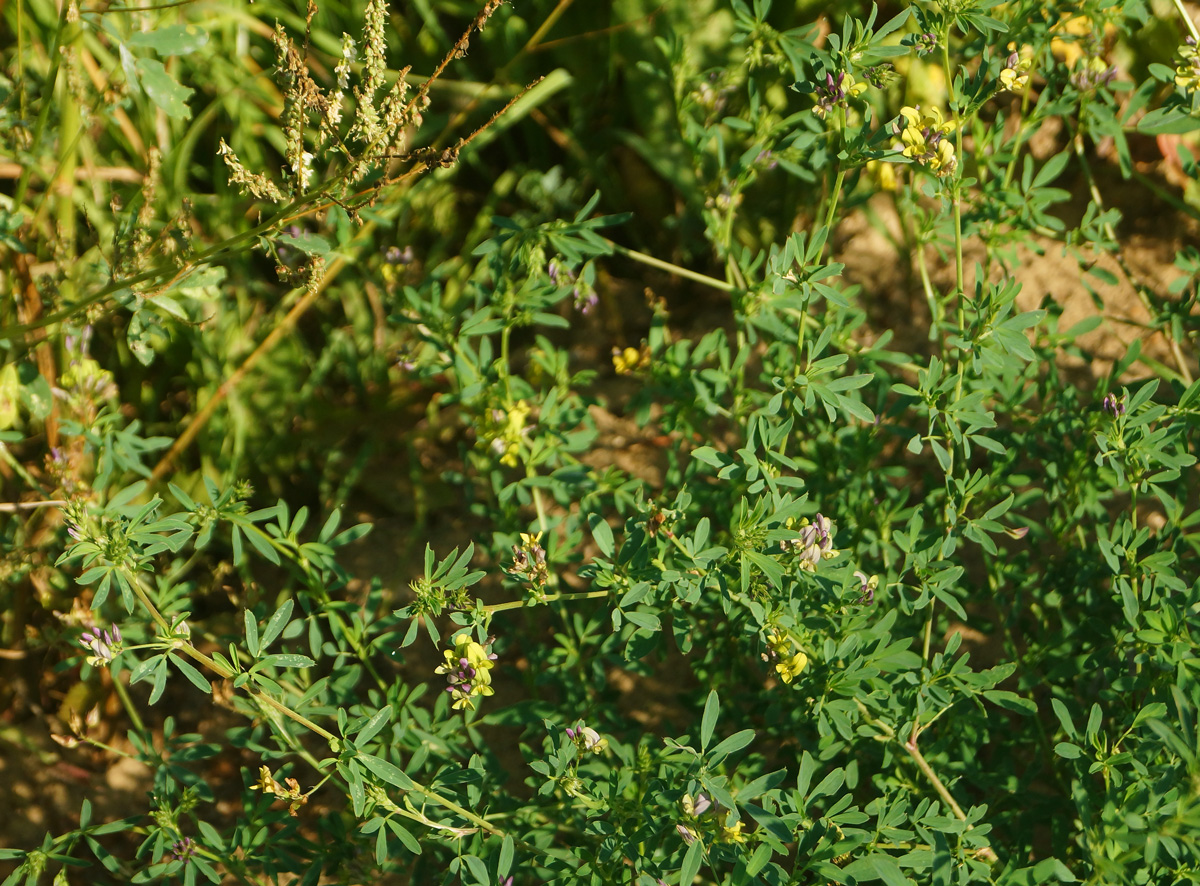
[
  {"left": 605, "top": 241, "right": 736, "bottom": 292},
  {"left": 1173, "top": 0, "right": 1200, "bottom": 43},
  {"left": 483, "top": 590, "right": 609, "bottom": 613}
]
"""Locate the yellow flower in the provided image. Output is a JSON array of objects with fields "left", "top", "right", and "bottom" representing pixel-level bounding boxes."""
[
  {"left": 252, "top": 765, "right": 281, "bottom": 794},
  {"left": 866, "top": 159, "right": 897, "bottom": 192},
  {"left": 720, "top": 819, "right": 747, "bottom": 844},
  {"left": 482, "top": 400, "right": 531, "bottom": 466},
  {"left": 898, "top": 106, "right": 957, "bottom": 176},
  {"left": 1000, "top": 43, "right": 1033, "bottom": 93},
  {"left": 612, "top": 346, "right": 649, "bottom": 375},
  {"left": 775, "top": 651, "right": 809, "bottom": 684}
]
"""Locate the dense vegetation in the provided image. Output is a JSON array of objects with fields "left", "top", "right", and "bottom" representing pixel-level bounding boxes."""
[{"left": 2, "top": 0, "right": 1200, "bottom": 883}]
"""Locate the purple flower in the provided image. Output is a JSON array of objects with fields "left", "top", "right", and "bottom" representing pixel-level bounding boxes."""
[
  {"left": 81, "top": 625, "right": 122, "bottom": 666},
  {"left": 573, "top": 288, "right": 598, "bottom": 314},
  {"left": 1102, "top": 393, "right": 1126, "bottom": 418},
  {"left": 565, "top": 722, "right": 608, "bottom": 753},
  {"left": 915, "top": 32, "right": 938, "bottom": 56},
  {"left": 853, "top": 570, "right": 878, "bottom": 605},
  {"left": 386, "top": 245, "right": 414, "bottom": 265},
  {"left": 171, "top": 837, "right": 196, "bottom": 865},
  {"left": 1071, "top": 58, "right": 1117, "bottom": 91}
]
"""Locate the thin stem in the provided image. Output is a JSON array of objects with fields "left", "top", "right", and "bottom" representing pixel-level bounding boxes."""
[
  {"left": 81, "top": 0, "right": 200, "bottom": 11},
  {"left": 854, "top": 699, "right": 999, "bottom": 864},
  {"left": 922, "top": 602, "right": 936, "bottom": 663},
  {"left": 483, "top": 590, "right": 609, "bottom": 613},
  {"left": 111, "top": 666, "right": 147, "bottom": 734},
  {"left": 1173, "top": 0, "right": 1200, "bottom": 44},
  {"left": 903, "top": 736, "right": 999, "bottom": 864},
  {"left": 0, "top": 499, "right": 67, "bottom": 512},
  {"left": 605, "top": 241, "right": 736, "bottom": 292}
]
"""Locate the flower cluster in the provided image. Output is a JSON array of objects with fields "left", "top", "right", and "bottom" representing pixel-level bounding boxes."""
[
  {"left": 170, "top": 837, "right": 197, "bottom": 866},
  {"left": 81, "top": 624, "right": 122, "bottom": 667},
  {"left": 251, "top": 765, "right": 309, "bottom": 816},
  {"left": 1071, "top": 55, "right": 1117, "bottom": 92},
  {"left": 912, "top": 31, "right": 938, "bottom": 56},
  {"left": 565, "top": 723, "right": 608, "bottom": 754},
  {"left": 863, "top": 63, "right": 897, "bottom": 89},
  {"left": 434, "top": 633, "right": 497, "bottom": 710},
  {"left": 812, "top": 71, "right": 867, "bottom": 118},
  {"left": 1103, "top": 393, "right": 1126, "bottom": 418},
  {"left": 999, "top": 45, "right": 1033, "bottom": 92},
  {"left": 676, "top": 792, "right": 746, "bottom": 845},
  {"left": 612, "top": 345, "right": 650, "bottom": 375},
  {"left": 780, "top": 513, "right": 838, "bottom": 571},
  {"left": 511, "top": 531, "right": 550, "bottom": 589},
  {"left": 764, "top": 628, "right": 808, "bottom": 684},
  {"left": 548, "top": 260, "right": 599, "bottom": 315},
  {"left": 896, "top": 105, "right": 957, "bottom": 176},
  {"left": 480, "top": 401, "right": 531, "bottom": 467},
  {"left": 853, "top": 570, "right": 878, "bottom": 605},
  {"left": 1178, "top": 38, "right": 1200, "bottom": 92}
]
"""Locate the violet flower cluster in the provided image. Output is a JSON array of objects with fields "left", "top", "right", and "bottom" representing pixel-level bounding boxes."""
[{"left": 81, "top": 624, "right": 122, "bottom": 667}]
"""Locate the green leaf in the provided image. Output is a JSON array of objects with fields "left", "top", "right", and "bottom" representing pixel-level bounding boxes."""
[
  {"left": 244, "top": 609, "right": 260, "bottom": 658},
  {"left": 168, "top": 653, "right": 212, "bottom": 694},
  {"left": 261, "top": 599, "right": 294, "bottom": 650},
  {"left": 744, "top": 550, "right": 784, "bottom": 589},
  {"left": 589, "top": 514, "right": 614, "bottom": 557},
  {"left": 1137, "top": 106, "right": 1200, "bottom": 135},
  {"left": 276, "top": 231, "right": 331, "bottom": 257},
  {"left": 243, "top": 525, "right": 282, "bottom": 565},
  {"left": 149, "top": 657, "right": 169, "bottom": 704},
  {"left": 498, "top": 836, "right": 514, "bottom": 879},
  {"left": 701, "top": 690, "right": 719, "bottom": 751},
  {"left": 356, "top": 706, "right": 392, "bottom": 746},
  {"left": 135, "top": 58, "right": 193, "bottom": 118},
  {"left": 708, "top": 728, "right": 755, "bottom": 762},
  {"left": 982, "top": 690, "right": 1037, "bottom": 714},
  {"left": 623, "top": 610, "right": 660, "bottom": 632},
  {"left": 387, "top": 819, "right": 421, "bottom": 854},
  {"left": 680, "top": 838, "right": 704, "bottom": 885},
  {"left": 1055, "top": 742, "right": 1082, "bottom": 759},
  {"left": 841, "top": 853, "right": 908, "bottom": 884},
  {"left": 359, "top": 753, "right": 415, "bottom": 790},
  {"left": 257, "top": 653, "right": 316, "bottom": 669}
]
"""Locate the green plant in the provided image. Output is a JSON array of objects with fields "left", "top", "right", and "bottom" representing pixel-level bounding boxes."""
[{"left": 2, "top": 0, "right": 1200, "bottom": 884}]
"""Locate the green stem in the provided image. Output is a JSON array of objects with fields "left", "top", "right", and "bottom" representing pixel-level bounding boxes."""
[
  {"left": 1173, "top": 0, "right": 1200, "bottom": 44},
  {"left": 110, "top": 665, "right": 147, "bottom": 734},
  {"left": 604, "top": 241, "right": 736, "bottom": 293},
  {"left": 483, "top": 590, "right": 609, "bottom": 613}
]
